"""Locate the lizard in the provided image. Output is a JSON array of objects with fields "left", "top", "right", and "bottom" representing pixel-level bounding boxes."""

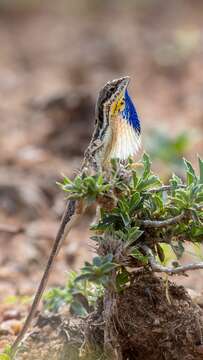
[{"left": 11, "top": 76, "right": 141, "bottom": 355}]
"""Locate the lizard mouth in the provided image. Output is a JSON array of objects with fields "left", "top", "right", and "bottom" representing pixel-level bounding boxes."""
[
  {"left": 118, "top": 76, "right": 130, "bottom": 88},
  {"left": 108, "top": 76, "right": 130, "bottom": 96}
]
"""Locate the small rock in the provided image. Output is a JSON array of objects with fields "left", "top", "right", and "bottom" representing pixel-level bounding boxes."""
[
  {"left": 2, "top": 309, "right": 21, "bottom": 321},
  {"left": 0, "top": 319, "right": 22, "bottom": 335},
  {"left": 196, "top": 344, "right": 203, "bottom": 354},
  {"left": 187, "top": 288, "right": 203, "bottom": 308}
]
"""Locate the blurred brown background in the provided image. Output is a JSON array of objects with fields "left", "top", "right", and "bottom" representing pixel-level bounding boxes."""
[{"left": 0, "top": 0, "right": 202, "bottom": 306}]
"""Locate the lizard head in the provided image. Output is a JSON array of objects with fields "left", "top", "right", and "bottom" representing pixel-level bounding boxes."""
[{"left": 94, "top": 76, "right": 141, "bottom": 164}]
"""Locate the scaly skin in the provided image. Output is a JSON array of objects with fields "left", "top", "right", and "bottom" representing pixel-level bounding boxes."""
[{"left": 11, "top": 76, "right": 141, "bottom": 356}]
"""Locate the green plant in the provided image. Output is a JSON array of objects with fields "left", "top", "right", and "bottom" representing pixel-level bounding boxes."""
[
  {"left": 58, "top": 174, "right": 111, "bottom": 205},
  {"left": 47, "top": 153, "right": 202, "bottom": 314},
  {"left": 75, "top": 255, "right": 117, "bottom": 286},
  {"left": 44, "top": 271, "right": 103, "bottom": 316},
  {"left": 0, "top": 345, "right": 12, "bottom": 360}
]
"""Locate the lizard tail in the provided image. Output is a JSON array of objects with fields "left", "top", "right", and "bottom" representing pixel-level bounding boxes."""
[{"left": 11, "top": 200, "right": 79, "bottom": 356}]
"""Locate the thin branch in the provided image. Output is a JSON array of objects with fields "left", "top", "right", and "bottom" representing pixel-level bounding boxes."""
[
  {"left": 146, "top": 185, "right": 186, "bottom": 194},
  {"left": 142, "top": 245, "right": 203, "bottom": 274},
  {"left": 137, "top": 212, "right": 185, "bottom": 228}
]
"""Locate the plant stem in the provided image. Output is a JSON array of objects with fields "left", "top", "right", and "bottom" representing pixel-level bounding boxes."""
[
  {"left": 137, "top": 212, "right": 185, "bottom": 227},
  {"left": 142, "top": 245, "right": 203, "bottom": 274}
]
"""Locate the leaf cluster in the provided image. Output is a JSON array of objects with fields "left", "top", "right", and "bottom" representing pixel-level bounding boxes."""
[
  {"left": 57, "top": 154, "right": 203, "bottom": 296},
  {"left": 93, "top": 155, "right": 202, "bottom": 255},
  {"left": 44, "top": 271, "right": 103, "bottom": 317},
  {"left": 58, "top": 174, "right": 110, "bottom": 205},
  {"left": 75, "top": 254, "right": 116, "bottom": 286}
]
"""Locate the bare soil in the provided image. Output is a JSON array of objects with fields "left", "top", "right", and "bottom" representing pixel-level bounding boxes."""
[{"left": 14, "top": 272, "right": 203, "bottom": 360}]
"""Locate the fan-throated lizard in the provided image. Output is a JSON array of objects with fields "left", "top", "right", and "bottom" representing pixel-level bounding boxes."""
[{"left": 12, "top": 76, "right": 141, "bottom": 354}]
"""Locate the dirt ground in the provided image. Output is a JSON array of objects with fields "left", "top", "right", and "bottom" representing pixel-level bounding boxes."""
[{"left": 0, "top": 0, "right": 202, "bottom": 349}]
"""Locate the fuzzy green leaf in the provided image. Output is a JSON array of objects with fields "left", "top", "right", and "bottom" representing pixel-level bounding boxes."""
[
  {"left": 70, "top": 300, "right": 88, "bottom": 317},
  {"left": 120, "top": 212, "right": 131, "bottom": 227},
  {"left": 130, "top": 248, "right": 148, "bottom": 264},
  {"left": 93, "top": 256, "right": 102, "bottom": 267},
  {"left": 142, "top": 153, "right": 151, "bottom": 178},
  {"left": 132, "top": 171, "right": 139, "bottom": 188},
  {"left": 198, "top": 157, "right": 203, "bottom": 184},
  {"left": 116, "top": 269, "right": 129, "bottom": 291},
  {"left": 184, "top": 158, "right": 197, "bottom": 185},
  {"left": 129, "top": 192, "right": 141, "bottom": 212}
]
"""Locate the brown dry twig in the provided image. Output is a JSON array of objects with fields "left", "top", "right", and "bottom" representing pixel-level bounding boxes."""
[
  {"left": 142, "top": 245, "right": 203, "bottom": 275},
  {"left": 137, "top": 212, "right": 185, "bottom": 228},
  {"left": 146, "top": 184, "right": 186, "bottom": 193}
]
